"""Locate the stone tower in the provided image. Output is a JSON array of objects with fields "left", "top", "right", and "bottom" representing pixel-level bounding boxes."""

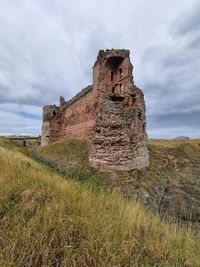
[
  {"left": 41, "top": 105, "right": 59, "bottom": 146},
  {"left": 41, "top": 49, "right": 149, "bottom": 170},
  {"left": 89, "top": 49, "right": 149, "bottom": 170}
]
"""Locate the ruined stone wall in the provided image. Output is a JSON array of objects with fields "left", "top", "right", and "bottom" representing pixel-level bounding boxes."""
[
  {"left": 89, "top": 87, "right": 149, "bottom": 170},
  {"left": 49, "top": 87, "right": 98, "bottom": 143},
  {"left": 41, "top": 49, "right": 149, "bottom": 170},
  {"left": 92, "top": 50, "right": 133, "bottom": 102},
  {"left": 41, "top": 105, "right": 59, "bottom": 146}
]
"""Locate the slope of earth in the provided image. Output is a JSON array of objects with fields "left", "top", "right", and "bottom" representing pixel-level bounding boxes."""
[
  {"left": 0, "top": 137, "right": 200, "bottom": 266},
  {"left": 36, "top": 138, "right": 200, "bottom": 224},
  {"left": 117, "top": 139, "right": 200, "bottom": 223}
]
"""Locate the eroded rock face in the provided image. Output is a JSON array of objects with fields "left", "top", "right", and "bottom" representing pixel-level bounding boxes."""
[
  {"left": 41, "top": 49, "right": 149, "bottom": 170},
  {"left": 117, "top": 142, "right": 200, "bottom": 224}
]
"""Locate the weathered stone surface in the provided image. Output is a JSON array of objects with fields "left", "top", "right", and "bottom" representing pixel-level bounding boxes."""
[
  {"left": 59, "top": 96, "right": 65, "bottom": 109},
  {"left": 41, "top": 49, "right": 149, "bottom": 170},
  {"left": 89, "top": 89, "right": 149, "bottom": 170},
  {"left": 41, "top": 105, "right": 59, "bottom": 146}
]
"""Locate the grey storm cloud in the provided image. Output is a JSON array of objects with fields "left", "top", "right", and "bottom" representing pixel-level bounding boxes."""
[
  {"left": 171, "top": 2, "right": 200, "bottom": 36},
  {"left": 140, "top": 1, "right": 200, "bottom": 137},
  {"left": 0, "top": 0, "right": 199, "bottom": 137}
]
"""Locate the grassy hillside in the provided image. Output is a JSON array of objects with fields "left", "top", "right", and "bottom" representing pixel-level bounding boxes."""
[
  {"left": 0, "top": 138, "right": 200, "bottom": 266},
  {"left": 118, "top": 139, "right": 200, "bottom": 222},
  {"left": 36, "top": 139, "right": 109, "bottom": 188},
  {"left": 36, "top": 138, "right": 200, "bottom": 223}
]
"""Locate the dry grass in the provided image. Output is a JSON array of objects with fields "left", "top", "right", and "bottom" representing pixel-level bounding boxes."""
[
  {"left": 35, "top": 138, "right": 200, "bottom": 223},
  {"left": 0, "top": 139, "right": 200, "bottom": 266},
  {"left": 36, "top": 139, "right": 109, "bottom": 188},
  {"left": 149, "top": 138, "right": 200, "bottom": 148}
]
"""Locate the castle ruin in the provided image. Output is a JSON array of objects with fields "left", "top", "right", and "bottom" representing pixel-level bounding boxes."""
[{"left": 41, "top": 49, "right": 149, "bottom": 170}]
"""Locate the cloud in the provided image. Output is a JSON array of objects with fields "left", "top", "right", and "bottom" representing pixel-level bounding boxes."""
[
  {"left": 0, "top": 103, "right": 41, "bottom": 135},
  {"left": 171, "top": 1, "right": 200, "bottom": 36},
  {"left": 0, "top": 0, "right": 199, "bottom": 138},
  {"left": 138, "top": 0, "right": 200, "bottom": 137},
  {"left": 0, "top": 109, "right": 41, "bottom": 136}
]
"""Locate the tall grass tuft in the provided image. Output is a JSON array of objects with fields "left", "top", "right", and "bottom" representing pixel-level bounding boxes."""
[{"left": 0, "top": 140, "right": 200, "bottom": 266}]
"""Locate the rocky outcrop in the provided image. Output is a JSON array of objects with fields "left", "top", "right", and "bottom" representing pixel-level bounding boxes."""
[{"left": 116, "top": 141, "right": 200, "bottom": 223}]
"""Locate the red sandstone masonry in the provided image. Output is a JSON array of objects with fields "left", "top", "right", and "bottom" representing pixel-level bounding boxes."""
[{"left": 41, "top": 49, "right": 149, "bottom": 170}]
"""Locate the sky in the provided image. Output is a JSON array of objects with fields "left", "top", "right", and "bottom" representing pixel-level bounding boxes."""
[{"left": 0, "top": 0, "right": 199, "bottom": 138}]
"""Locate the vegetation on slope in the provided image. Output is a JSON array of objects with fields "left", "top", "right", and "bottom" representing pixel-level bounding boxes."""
[
  {"left": 37, "top": 139, "right": 109, "bottom": 188},
  {"left": 36, "top": 138, "right": 200, "bottom": 222},
  {"left": 0, "top": 138, "right": 200, "bottom": 266},
  {"left": 124, "top": 139, "right": 200, "bottom": 222}
]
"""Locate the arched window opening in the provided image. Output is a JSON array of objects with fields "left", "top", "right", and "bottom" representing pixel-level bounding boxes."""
[
  {"left": 119, "top": 83, "right": 123, "bottom": 95},
  {"left": 112, "top": 86, "right": 115, "bottom": 93},
  {"left": 138, "top": 110, "right": 142, "bottom": 119},
  {"left": 106, "top": 56, "right": 124, "bottom": 71},
  {"left": 119, "top": 68, "right": 122, "bottom": 78},
  {"left": 58, "top": 121, "right": 61, "bottom": 125},
  {"left": 53, "top": 110, "right": 56, "bottom": 118},
  {"left": 111, "top": 71, "right": 114, "bottom": 81}
]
